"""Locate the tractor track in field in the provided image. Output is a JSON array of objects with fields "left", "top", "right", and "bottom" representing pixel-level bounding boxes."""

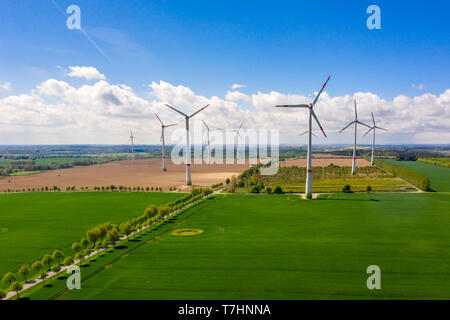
[{"left": 47, "top": 195, "right": 220, "bottom": 300}]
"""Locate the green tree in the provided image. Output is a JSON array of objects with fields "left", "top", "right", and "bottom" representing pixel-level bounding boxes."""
[
  {"left": 274, "top": 186, "right": 283, "bottom": 194},
  {"left": 2, "top": 272, "right": 16, "bottom": 286},
  {"left": 0, "top": 289, "right": 6, "bottom": 299},
  {"left": 42, "top": 254, "right": 53, "bottom": 271},
  {"left": 366, "top": 185, "right": 372, "bottom": 192},
  {"left": 120, "top": 222, "right": 133, "bottom": 241},
  {"left": 226, "top": 178, "right": 230, "bottom": 184},
  {"left": 106, "top": 229, "right": 120, "bottom": 247},
  {"left": 86, "top": 228, "right": 100, "bottom": 246},
  {"left": 9, "top": 281, "right": 22, "bottom": 299},
  {"left": 80, "top": 237, "right": 89, "bottom": 249},
  {"left": 52, "top": 250, "right": 64, "bottom": 265},
  {"left": 62, "top": 257, "right": 74, "bottom": 266},
  {"left": 18, "top": 264, "right": 31, "bottom": 283},
  {"left": 342, "top": 184, "right": 352, "bottom": 193},
  {"left": 32, "top": 260, "right": 43, "bottom": 273},
  {"left": 72, "top": 242, "right": 81, "bottom": 252}
]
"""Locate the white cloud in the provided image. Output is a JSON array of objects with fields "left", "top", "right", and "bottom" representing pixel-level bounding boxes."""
[
  {"left": 0, "top": 82, "right": 11, "bottom": 90},
  {"left": 0, "top": 74, "right": 449, "bottom": 144},
  {"left": 231, "top": 84, "right": 246, "bottom": 89},
  {"left": 225, "top": 91, "right": 250, "bottom": 102},
  {"left": 412, "top": 83, "right": 425, "bottom": 90},
  {"left": 67, "top": 66, "right": 106, "bottom": 80}
]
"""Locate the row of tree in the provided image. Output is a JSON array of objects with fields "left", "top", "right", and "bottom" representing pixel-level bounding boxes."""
[
  {"left": 0, "top": 188, "right": 214, "bottom": 299},
  {"left": 373, "top": 159, "right": 431, "bottom": 191}
]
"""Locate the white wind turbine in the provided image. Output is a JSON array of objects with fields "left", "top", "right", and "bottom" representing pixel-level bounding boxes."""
[
  {"left": 275, "top": 76, "right": 330, "bottom": 199},
  {"left": 155, "top": 113, "right": 176, "bottom": 171},
  {"left": 363, "top": 112, "right": 388, "bottom": 165},
  {"left": 338, "top": 100, "right": 371, "bottom": 175},
  {"left": 165, "top": 103, "right": 209, "bottom": 186},
  {"left": 129, "top": 128, "right": 135, "bottom": 165},
  {"left": 230, "top": 121, "right": 244, "bottom": 163}
]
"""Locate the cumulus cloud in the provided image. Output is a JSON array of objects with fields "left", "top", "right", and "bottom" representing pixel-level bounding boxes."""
[
  {"left": 67, "top": 66, "right": 106, "bottom": 80},
  {"left": 0, "top": 73, "right": 449, "bottom": 144},
  {"left": 231, "top": 84, "right": 246, "bottom": 89},
  {"left": 0, "top": 82, "right": 11, "bottom": 90},
  {"left": 225, "top": 91, "right": 250, "bottom": 102}
]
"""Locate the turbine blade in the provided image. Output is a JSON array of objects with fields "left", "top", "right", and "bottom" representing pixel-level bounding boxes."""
[
  {"left": 154, "top": 113, "right": 164, "bottom": 125},
  {"left": 165, "top": 123, "right": 177, "bottom": 128},
  {"left": 189, "top": 104, "right": 209, "bottom": 118},
  {"left": 339, "top": 121, "right": 355, "bottom": 133},
  {"left": 202, "top": 120, "right": 209, "bottom": 130},
  {"left": 275, "top": 104, "right": 309, "bottom": 108},
  {"left": 299, "top": 131, "right": 317, "bottom": 137},
  {"left": 371, "top": 112, "right": 375, "bottom": 126},
  {"left": 357, "top": 121, "right": 372, "bottom": 128},
  {"left": 363, "top": 127, "right": 374, "bottom": 136},
  {"left": 238, "top": 120, "right": 244, "bottom": 130},
  {"left": 311, "top": 109, "right": 327, "bottom": 138},
  {"left": 354, "top": 100, "right": 358, "bottom": 120},
  {"left": 311, "top": 75, "right": 331, "bottom": 107},
  {"left": 375, "top": 126, "right": 389, "bottom": 131},
  {"left": 165, "top": 104, "right": 187, "bottom": 117}
]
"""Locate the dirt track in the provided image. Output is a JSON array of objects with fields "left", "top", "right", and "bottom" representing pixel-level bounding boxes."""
[{"left": 0, "top": 159, "right": 250, "bottom": 191}]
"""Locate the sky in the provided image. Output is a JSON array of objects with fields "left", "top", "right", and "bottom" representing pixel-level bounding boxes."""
[{"left": 0, "top": 0, "right": 449, "bottom": 145}]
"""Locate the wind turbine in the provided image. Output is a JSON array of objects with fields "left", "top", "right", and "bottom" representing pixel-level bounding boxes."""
[
  {"left": 155, "top": 113, "right": 176, "bottom": 171},
  {"left": 275, "top": 75, "right": 330, "bottom": 199},
  {"left": 202, "top": 120, "right": 212, "bottom": 165},
  {"left": 129, "top": 128, "right": 135, "bottom": 165},
  {"left": 363, "top": 112, "right": 388, "bottom": 165},
  {"left": 165, "top": 103, "right": 209, "bottom": 186},
  {"left": 230, "top": 121, "right": 244, "bottom": 163},
  {"left": 338, "top": 100, "right": 371, "bottom": 175}
]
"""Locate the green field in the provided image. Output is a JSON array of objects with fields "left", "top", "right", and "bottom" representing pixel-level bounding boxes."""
[
  {"left": 384, "top": 159, "right": 450, "bottom": 191},
  {"left": 9, "top": 170, "right": 40, "bottom": 176},
  {"left": 34, "top": 157, "right": 92, "bottom": 166},
  {"left": 25, "top": 192, "right": 450, "bottom": 300},
  {"left": 0, "top": 192, "right": 183, "bottom": 286}
]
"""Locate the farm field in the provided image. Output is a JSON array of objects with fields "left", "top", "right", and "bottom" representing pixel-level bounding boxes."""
[
  {"left": 383, "top": 159, "right": 450, "bottom": 191},
  {"left": 25, "top": 192, "right": 450, "bottom": 300},
  {"left": 34, "top": 157, "right": 93, "bottom": 166},
  {"left": 282, "top": 157, "right": 371, "bottom": 167},
  {"left": 0, "top": 159, "right": 249, "bottom": 192},
  {"left": 0, "top": 192, "right": 183, "bottom": 286}
]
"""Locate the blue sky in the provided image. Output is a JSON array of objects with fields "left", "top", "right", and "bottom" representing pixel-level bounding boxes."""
[
  {"left": 0, "top": 0, "right": 449, "bottom": 144},
  {"left": 1, "top": 0, "right": 449, "bottom": 98}
]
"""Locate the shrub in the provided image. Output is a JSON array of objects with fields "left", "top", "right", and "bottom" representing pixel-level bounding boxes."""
[
  {"left": 250, "top": 185, "right": 260, "bottom": 193},
  {"left": 366, "top": 185, "right": 372, "bottom": 192},
  {"left": 342, "top": 184, "right": 352, "bottom": 193},
  {"left": 265, "top": 187, "right": 272, "bottom": 194},
  {"left": 274, "top": 186, "right": 283, "bottom": 194}
]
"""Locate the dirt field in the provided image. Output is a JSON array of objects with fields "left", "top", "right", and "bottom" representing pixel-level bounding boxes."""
[
  {"left": 0, "top": 159, "right": 251, "bottom": 192},
  {"left": 282, "top": 157, "right": 371, "bottom": 167}
]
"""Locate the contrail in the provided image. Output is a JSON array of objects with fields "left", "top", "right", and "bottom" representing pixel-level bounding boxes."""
[{"left": 49, "top": 0, "right": 112, "bottom": 63}]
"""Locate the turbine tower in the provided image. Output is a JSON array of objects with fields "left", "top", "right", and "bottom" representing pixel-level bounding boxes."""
[
  {"left": 165, "top": 103, "right": 209, "bottom": 186},
  {"left": 202, "top": 120, "right": 212, "bottom": 165},
  {"left": 338, "top": 100, "right": 371, "bottom": 175},
  {"left": 155, "top": 113, "right": 176, "bottom": 171},
  {"left": 129, "top": 128, "right": 135, "bottom": 165},
  {"left": 275, "top": 76, "right": 330, "bottom": 199},
  {"left": 363, "top": 112, "right": 388, "bottom": 165}
]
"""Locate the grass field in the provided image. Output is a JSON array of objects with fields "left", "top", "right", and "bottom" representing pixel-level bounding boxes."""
[
  {"left": 0, "top": 192, "right": 183, "bottom": 286},
  {"left": 383, "top": 159, "right": 450, "bottom": 191},
  {"left": 9, "top": 170, "right": 41, "bottom": 176},
  {"left": 34, "top": 157, "right": 92, "bottom": 166},
  {"left": 24, "top": 192, "right": 450, "bottom": 300}
]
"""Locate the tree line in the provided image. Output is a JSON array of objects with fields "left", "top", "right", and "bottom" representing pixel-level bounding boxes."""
[{"left": 0, "top": 187, "right": 213, "bottom": 300}]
